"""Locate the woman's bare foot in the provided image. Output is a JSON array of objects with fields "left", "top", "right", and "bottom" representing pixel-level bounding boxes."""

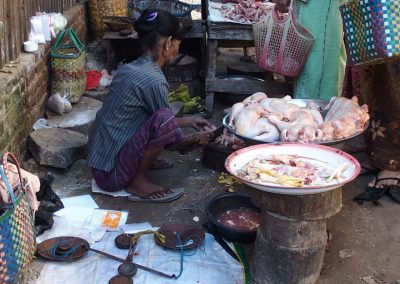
[
  {"left": 126, "top": 177, "right": 167, "bottom": 199},
  {"left": 368, "top": 170, "right": 400, "bottom": 188}
]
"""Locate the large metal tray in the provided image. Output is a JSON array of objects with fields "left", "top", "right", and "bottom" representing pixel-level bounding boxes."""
[
  {"left": 225, "top": 143, "right": 361, "bottom": 195},
  {"left": 222, "top": 99, "right": 369, "bottom": 148}
]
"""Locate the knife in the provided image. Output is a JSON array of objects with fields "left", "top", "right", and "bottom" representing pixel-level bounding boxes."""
[
  {"left": 203, "top": 222, "right": 240, "bottom": 262},
  {"left": 180, "top": 125, "right": 224, "bottom": 154},
  {"left": 210, "top": 125, "right": 225, "bottom": 142}
]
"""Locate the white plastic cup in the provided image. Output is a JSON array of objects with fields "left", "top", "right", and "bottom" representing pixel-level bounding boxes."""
[{"left": 24, "top": 41, "right": 39, "bottom": 53}]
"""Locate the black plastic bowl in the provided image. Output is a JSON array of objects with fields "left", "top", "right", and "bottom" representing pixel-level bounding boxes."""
[{"left": 205, "top": 192, "right": 261, "bottom": 243}]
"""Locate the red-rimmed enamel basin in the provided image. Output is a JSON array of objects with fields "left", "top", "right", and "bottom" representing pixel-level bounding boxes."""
[{"left": 225, "top": 143, "right": 361, "bottom": 195}]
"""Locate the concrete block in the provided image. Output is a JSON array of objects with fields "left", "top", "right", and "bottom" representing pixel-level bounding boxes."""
[
  {"left": 46, "top": 96, "right": 102, "bottom": 135},
  {"left": 28, "top": 128, "right": 88, "bottom": 168}
]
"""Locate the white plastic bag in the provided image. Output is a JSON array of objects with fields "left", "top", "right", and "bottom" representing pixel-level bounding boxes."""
[
  {"left": 29, "top": 16, "right": 46, "bottom": 44},
  {"left": 28, "top": 13, "right": 68, "bottom": 43},
  {"left": 51, "top": 13, "right": 68, "bottom": 36}
]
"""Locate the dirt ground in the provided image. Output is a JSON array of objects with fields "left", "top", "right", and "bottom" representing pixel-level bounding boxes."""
[
  {"left": 29, "top": 135, "right": 400, "bottom": 284},
  {"left": 26, "top": 49, "right": 400, "bottom": 284}
]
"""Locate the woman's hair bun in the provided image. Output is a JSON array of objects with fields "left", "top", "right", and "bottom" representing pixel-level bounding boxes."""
[
  {"left": 134, "top": 9, "right": 158, "bottom": 35},
  {"left": 134, "top": 9, "right": 185, "bottom": 50}
]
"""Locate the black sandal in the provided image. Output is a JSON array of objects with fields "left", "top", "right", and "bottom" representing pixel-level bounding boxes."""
[
  {"left": 388, "top": 185, "right": 400, "bottom": 203},
  {"left": 359, "top": 165, "right": 379, "bottom": 176},
  {"left": 353, "top": 186, "right": 390, "bottom": 206},
  {"left": 353, "top": 177, "right": 400, "bottom": 205}
]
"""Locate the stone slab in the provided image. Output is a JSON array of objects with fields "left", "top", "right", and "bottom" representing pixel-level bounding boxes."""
[
  {"left": 83, "top": 88, "right": 109, "bottom": 102},
  {"left": 46, "top": 96, "right": 103, "bottom": 135},
  {"left": 28, "top": 128, "right": 88, "bottom": 169}
]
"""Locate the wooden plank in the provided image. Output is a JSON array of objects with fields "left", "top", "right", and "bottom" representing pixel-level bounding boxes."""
[
  {"left": 4, "top": 0, "right": 11, "bottom": 62},
  {"left": 28, "top": 0, "right": 35, "bottom": 15},
  {"left": 21, "top": 0, "right": 29, "bottom": 45},
  {"left": 0, "top": 0, "right": 5, "bottom": 68},
  {"left": 185, "top": 20, "right": 204, "bottom": 39},
  {"left": 206, "top": 78, "right": 293, "bottom": 96},
  {"left": 205, "top": 38, "right": 218, "bottom": 113},
  {"left": 207, "top": 22, "right": 254, "bottom": 41},
  {"left": 103, "top": 20, "right": 204, "bottom": 40},
  {"left": 38, "top": 0, "right": 41, "bottom": 12},
  {"left": 13, "top": 0, "right": 21, "bottom": 59},
  {"left": 218, "top": 39, "right": 253, "bottom": 48}
]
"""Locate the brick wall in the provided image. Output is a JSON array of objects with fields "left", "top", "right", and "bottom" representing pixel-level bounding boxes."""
[{"left": 0, "top": 3, "right": 88, "bottom": 157}]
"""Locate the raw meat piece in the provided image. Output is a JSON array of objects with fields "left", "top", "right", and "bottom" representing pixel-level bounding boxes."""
[
  {"left": 221, "top": 0, "right": 271, "bottom": 24},
  {"left": 215, "top": 129, "right": 246, "bottom": 149}
]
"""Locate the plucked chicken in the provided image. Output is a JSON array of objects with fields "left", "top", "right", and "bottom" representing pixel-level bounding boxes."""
[{"left": 228, "top": 93, "right": 369, "bottom": 143}]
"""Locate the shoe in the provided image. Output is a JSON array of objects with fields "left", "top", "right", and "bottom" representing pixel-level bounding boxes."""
[
  {"left": 127, "top": 187, "right": 184, "bottom": 203},
  {"left": 388, "top": 184, "right": 400, "bottom": 203},
  {"left": 359, "top": 165, "right": 379, "bottom": 176},
  {"left": 352, "top": 177, "right": 397, "bottom": 205}
]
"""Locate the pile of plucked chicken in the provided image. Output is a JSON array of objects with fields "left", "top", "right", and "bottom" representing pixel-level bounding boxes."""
[{"left": 228, "top": 92, "right": 370, "bottom": 143}]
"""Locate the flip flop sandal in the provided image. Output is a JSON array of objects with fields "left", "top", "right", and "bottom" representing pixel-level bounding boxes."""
[
  {"left": 150, "top": 159, "right": 173, "bottom": 170},
  {"left": 353, "top": 187, "right": 389, "bottom": 206},
  {"left": 387, "top": 185, "right": 400, "bottom": 204},
  {"left": 127, "top": 187, "right": 184, "bottom": 203},
  {"left": 359, "top": 165, "right": 379, "bottom": 176},
  {"left": 353, "top": 177, "right": 400, "bottom": 205}
]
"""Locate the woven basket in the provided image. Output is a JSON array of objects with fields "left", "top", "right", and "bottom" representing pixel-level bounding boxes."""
[
  {"left": 340, "top": 0, "right": 400, "bottom": 66},
  {"left": 88, "top": 0, "right": 104, "bottom": 39},
  {"left": 128, "top": 0, "right": 193, "bottom": 29},
  {"left": 103, "top": 16, "right": 134, "bottom": 32},
  {"left": 88, "top": 0, "right": 129, "bottom": 39},
  {"left": 0, "top": 153, "right": 36, "bottom": 284},
  {"left": 253, "top": 5, "right": 314, "bottom": 77},
  {"left": 98, "top": 0, "right": 129, "bottom": 18},
  {"left": 51, "top": 29, "right": 86, "bottom": 104}
]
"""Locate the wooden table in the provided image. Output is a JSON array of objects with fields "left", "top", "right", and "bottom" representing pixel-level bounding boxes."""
[
  {"left": 204, "top": 10, "right": 292, "bottom": 113},
  {"left": 103, "top": 20, "right": 205, "bottom": 72}
]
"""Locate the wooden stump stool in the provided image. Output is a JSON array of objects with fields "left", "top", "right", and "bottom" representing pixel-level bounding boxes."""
[{"left": 249, "top": 187, "right": 342, "bottom": 284}]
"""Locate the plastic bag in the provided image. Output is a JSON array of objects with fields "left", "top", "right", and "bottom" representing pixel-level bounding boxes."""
[
  {"left": 51, "top": 13, "right": 68, "bottom": 36},
  {"left": 35, "top": 173, "right": 64, "bottom": 236},
  {"left": 28, "top": 13, "right": 68, "bottom": 43}
]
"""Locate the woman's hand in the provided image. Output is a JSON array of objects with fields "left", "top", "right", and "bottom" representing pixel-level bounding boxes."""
[
  {"left": 194, "top": 130, "right": 214, "bottom": 146},
  {"left": 167, "top": 130, "right": 214, "bottom": 154},
  {"left": 272, "top": 0, "right": 290, "bottom": 13},
  {"left": 190, "top": 117, "right": 216, "bottom": 132}
]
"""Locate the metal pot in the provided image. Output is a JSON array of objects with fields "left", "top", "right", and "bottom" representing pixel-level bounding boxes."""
[
  {"left": 215, "top": 75, "right": 266, "bottom": 105},
  {"left": 205, "top": 192, "right": 260, "bottom": 243}
]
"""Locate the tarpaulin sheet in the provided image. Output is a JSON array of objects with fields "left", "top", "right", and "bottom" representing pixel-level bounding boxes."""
[{"left": 35, "top": 224, "right": 244, "bottom": 284}]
